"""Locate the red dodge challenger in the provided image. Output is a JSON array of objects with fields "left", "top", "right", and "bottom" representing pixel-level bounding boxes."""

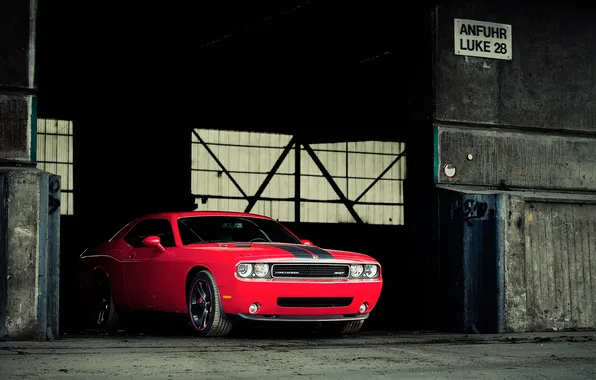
[{"left": 78, "top": 211, "right": 383, "bottom": 337}]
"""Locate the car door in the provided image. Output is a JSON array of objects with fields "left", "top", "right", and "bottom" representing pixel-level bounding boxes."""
[{"left": 122, "top": 218, "right": 177, "bottom": 310}]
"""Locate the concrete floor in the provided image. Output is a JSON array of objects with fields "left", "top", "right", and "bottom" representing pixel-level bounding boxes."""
[{"left": 1, "top": 331, "right": 595, "bottom": 380}]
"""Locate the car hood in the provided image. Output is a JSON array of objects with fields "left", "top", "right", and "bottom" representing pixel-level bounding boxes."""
[{"left": 189, "top": 242, "right": 378, "bottom": 264}]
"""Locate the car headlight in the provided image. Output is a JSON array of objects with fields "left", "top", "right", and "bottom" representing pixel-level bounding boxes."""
[
  {"left": 237, "top": 263, "right": 253, "bottom": 278},
  {"left": 254, "top": 263, "right": 270, "bottom": 277},
  {"left": 350, "top": 264, "right": 380, "bottom": 278},
  {"left": 236, "top": 263, "right": 271, "bottom": 278},
  {"left": 350, "top": 264, "right": 364, "bottom": 277},
  {"left": 363, "top": 264, "right": 379, "bottom": 278}
]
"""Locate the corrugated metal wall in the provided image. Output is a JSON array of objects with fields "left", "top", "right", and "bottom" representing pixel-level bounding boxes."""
[
  {"left": 36, "top": 119, "right": 74, "bottom": 215},
  {"left": 523, "top": 201, "right": 596, "bottom": 331},
  {"left": 0, "top": 173, "right": 6, "bottom": 339},
  {"left": 191, "top": 129, "right": 406, "bottom": 224}
]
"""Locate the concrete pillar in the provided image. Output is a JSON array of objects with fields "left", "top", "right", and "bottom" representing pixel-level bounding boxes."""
[
  {"left": 1, "top": 170, "right": 60, "bottom": 340},
  {"left": 0, "top": 0, "right": 59, "bottom": 341}
]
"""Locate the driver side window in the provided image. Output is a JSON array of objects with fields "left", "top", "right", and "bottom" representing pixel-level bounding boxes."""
[{"left": 124, "top": 219, "right": 176, "bottom": 248}]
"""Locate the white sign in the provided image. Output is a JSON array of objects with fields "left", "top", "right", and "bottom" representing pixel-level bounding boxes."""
[
  {"left": 444, "top": 163, "right": 456, "bottom": 178},
  {"left": 454, "top": 18, "right": 512, "bottom": 60}
]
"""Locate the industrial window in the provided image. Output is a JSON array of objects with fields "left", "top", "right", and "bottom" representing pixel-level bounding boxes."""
[
  {"left": 36, "top": 118, "right": 74, "bottom": 215},
  {"left": 191, "top": 129, "right": 406, "bottom": 225}
]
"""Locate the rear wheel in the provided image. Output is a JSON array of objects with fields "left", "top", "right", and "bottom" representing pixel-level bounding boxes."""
[
  {"left": 187, "top": 270, "right": 233, "bottom": 337},
  {"left": 87, "top": 272, "right": 119, "bottom": 330}
]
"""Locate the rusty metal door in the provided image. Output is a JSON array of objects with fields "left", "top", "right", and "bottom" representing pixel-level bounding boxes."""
[
  {"left": 0, "top": 174, "right": 7, "bottom": 339},
  {"left": 438, "top": 188, "right": 504, "bottom": 334}
]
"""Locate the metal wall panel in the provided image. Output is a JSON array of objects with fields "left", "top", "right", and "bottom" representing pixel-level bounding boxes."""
[
  {"left": 191, "top": 129, "right": 405, "bottom": 224},
  {"left": 523, "top": 201, "right": 596, "bottom": 330},
  {"left": 0, "top": 174, "right": 6, "bottom": 339}
]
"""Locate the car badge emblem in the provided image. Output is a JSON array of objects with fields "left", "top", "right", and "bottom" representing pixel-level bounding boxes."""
[{"left": 313, "top": 255, "right": 320, "bottom": 260}]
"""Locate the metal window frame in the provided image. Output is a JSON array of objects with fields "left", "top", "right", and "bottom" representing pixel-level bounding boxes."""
[
  {"left": 191, "top": 129, "right": 406, "bottom": 223},
  {"left": 36, "top": 119, "right": 74, "bottom": 215}
]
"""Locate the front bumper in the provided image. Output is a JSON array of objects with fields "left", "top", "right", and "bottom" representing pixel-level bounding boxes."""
[
  {"left": 221, "top": 278, "right": 383, "bottom": 322},
  {"left": 235, "top": 313, "right": 370, "bottom": 322}
]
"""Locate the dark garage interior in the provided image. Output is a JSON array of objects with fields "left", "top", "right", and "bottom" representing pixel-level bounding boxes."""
[
  {"left": 33, "top": 1, "right": 437, "bottom": 334},
  {"left": 5, "top": 2, "right": 596, "bottom": 378}
]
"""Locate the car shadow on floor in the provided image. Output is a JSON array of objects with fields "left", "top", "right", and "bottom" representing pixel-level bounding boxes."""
[{"left": 74, "top": 311, "right": 382, "bottom": 340}]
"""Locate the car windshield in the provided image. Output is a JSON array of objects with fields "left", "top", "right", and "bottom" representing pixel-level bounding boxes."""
[{"left": 177, "top": 216, "right": 301, "bottom": 246}]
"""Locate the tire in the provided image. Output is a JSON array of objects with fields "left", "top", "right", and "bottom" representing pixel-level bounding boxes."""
[
  {"left": 187, "top": 270, "right": 233, "bottom": 337},
  {"left": 321, "top": 320, "right": 364, "bottom": 336},
  {"left": 87, "top": 272, "right": 119, "bottom": 331},
  {"left": 339, "top": 320, "right": 364, "bottom": 335}
]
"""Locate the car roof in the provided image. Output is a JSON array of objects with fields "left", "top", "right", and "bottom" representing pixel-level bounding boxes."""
[
  {"left": 108, "top": 211, "right": 276, "bottom": 242},
  {"left": 140, "top": 210, "right": 274, "bottom": 220}
]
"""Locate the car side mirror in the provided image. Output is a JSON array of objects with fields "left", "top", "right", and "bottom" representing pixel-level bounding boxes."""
[
  {"left": 142, "top": 235, "right": 166, "bottom": 253},
  {"left": 300, "top": 239, "right": 313, "bottom": 246}
]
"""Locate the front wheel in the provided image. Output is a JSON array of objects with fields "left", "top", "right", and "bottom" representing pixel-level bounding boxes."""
[
  {"left": 320, "top": 320, "right": 364, "bottom": 336},
  {"left": 339, "top": 320, "right": 364, "bottom": 335},
  {"left": 187, "top": 270, "right": 233, "bottom": 337}
]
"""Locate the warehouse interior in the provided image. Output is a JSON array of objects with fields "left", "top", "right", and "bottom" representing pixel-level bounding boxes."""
[
  {"left": 4, "top": 0, "right": 595, "bottom": 341},
  {"left": 31, "top": 0, "right": 436, "bottom": 334}
]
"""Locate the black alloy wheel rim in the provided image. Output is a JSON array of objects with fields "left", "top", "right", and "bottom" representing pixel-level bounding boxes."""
[{"left": 190, "top": 279, "right": 212, "bottom": 331}]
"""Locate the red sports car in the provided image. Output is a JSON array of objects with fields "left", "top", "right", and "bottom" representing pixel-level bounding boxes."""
[{"left": 78, "top": 211, "right": 383, "bottom": 337}]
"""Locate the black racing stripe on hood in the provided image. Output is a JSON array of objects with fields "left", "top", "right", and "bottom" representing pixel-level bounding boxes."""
[
  {"left": 261, "top": 243, "right": 314, "bottom": 259},
  {"left": 299, "top": 245, "right": 334, "bottom": 259}
]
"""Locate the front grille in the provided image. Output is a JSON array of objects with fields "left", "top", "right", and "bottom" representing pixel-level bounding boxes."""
[
  {"left": 277, "top": 297, "right": 353, "bottom": 307},
  {"left": 271, "top": 264, "right": 350, "bottom": 279}
]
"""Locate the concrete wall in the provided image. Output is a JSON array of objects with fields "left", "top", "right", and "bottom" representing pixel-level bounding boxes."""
[
  {"left": 439, "top": 187, "right": 596, "bottom": 332},
  {"left": 0, "top": 95, "right": 33, "bottom": 161},
  {"left": 434, "top": 2, "right": 596, "bottom": 133},
  {"left": 433, "top": 2, "right": 596, "bottom": 189},
  {"left": 0, "top": 0, "right": 58, "bottom": 341},
  {"left": 503, "top": 195, "right": 596, "bottom": 332},
  {"left": 0, "top": 0, "right": 35, "bottom": 89},
  {"left": 433, "top": 1, "right": 596, "bottom": 332},
  {"left": 0, "top": 0, "right": 37, "bottom": 161},
  {"left": 435, "top": 127, "right": 596, "bottom": 191}
]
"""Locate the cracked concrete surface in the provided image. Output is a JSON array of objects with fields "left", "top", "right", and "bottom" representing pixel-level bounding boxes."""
[{"left": 1, "top": 331, "right": 595, "bottom": 379}]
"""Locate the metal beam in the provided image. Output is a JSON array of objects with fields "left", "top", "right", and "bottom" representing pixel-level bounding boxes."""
[
  {"left": 192, "top": 129, "right": 247, "bottom": 198},
  {"left": 354, "top": 150, "right": 406, "bottom": 204},
  {"left": 194, "top": 194, "right": 403, "bottom": 206},
  {"left": 302, "top": 144, "right": 364, "bottom": 224},
  {"left": 245, "top": 137, "right": 296, "bottom": 213}
]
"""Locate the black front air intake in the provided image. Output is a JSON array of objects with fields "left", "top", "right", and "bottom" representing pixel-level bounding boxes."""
[{"left": 277, "top": 297, "right": 354, "bottom": 307}]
